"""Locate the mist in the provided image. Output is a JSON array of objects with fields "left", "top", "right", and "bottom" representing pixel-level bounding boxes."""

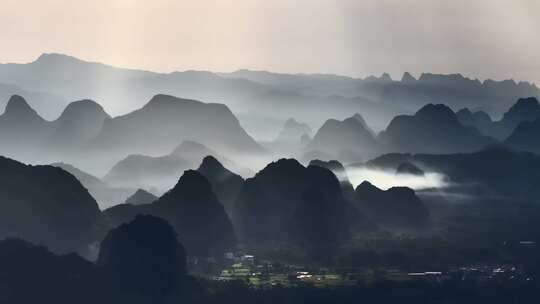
[{"left": 346, "top": 167, "right": 449, "bottom": 190}]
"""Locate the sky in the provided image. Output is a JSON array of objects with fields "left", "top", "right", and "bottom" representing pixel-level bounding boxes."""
[{"left": 1, "top": 0, "right": 539, "bottom": 84}]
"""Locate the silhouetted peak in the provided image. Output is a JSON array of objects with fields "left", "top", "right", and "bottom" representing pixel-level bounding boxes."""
[
  {"left": 335, "top": 114, "right": 373, "bottom": 132},
  {"left": 125, "top": 189, "right": 157, "bottom": 206},
  {"left": 401, "top": 72, "right": 417, "bottom": 82},
  {"left": 284, "top": 118, "right": 300, "bottom": 127},
  {"left": 310, "top": 159, "right": 345, "bottom": 171},
  {"left": 309, "top": 159, "right": 348, "bottom": 181},
  {"left": 456, "top": 108, "right": 472, "bottom": 116},
  {"left": 506, "top": 97, "right": 539, "bottom": 115},
  {"left": 276, "top": 118, "right": 312, "bottom": 142},
  {"left": 170, "top": 170, "right": 213, "bottom": 197},
  {"left": 198, "top": 155, "right": 225, "bottom": 172},
  {"left": 396, "top": 162, "right": 424, "bottom": 176},
  {"left": 380, "top": 73, "right": 392, "bottom": 81},
  {"left": 419, "top": 73, "right": 466, "bottom": 82},
  {"left": 98, "top": 215, "right": 180, "bottom": 254},
  {"left": 58, "top": 99, "right": 109, "bottom": 119},
  {"left": 457, "top": 108, "right": 492, "bottom": 124},
  {"left": 348, "top": 113, "right": 375, "bottom": 134},
  {"left": 351, "top": 113, "right": 367, "bottom": 124},
  {"left": 97, "top": 214, "right": 187, "bottom": 291},
  {"left": 261, "top": 158, "right": 304, "bottom": 174},
  {"left": 356, "top": 181, "right": 381, "bottom": 192},
  {"left": 3, "top": 95, "right": 39, "bottom": 117},
  {"left": 171, "top": 140, "right": 212, "bottom": 156},
  {"left": 415, "top": 103, "right": 457, "bottom": 124},
  {"left": 143, "top": 94, "right": 202, "bottom": 109},
  {"left": 34, "top": 53, "right": 86, "bottom": 65},
  {"left": 386, "top": 186, "right": 417, "bottom": 198}
]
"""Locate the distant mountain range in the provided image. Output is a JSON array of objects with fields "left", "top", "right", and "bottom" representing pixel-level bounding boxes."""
[
  {"left": 377, "top": 103, "right": 497, "bottom": 154},
  {"left": 0, "top": 94, "right": 263, "bottom": 175},
  {"left": 1, "top": 53, "right": 538, "bottom": 139},
  {"left": 103, "top": 140, "right": 249, "bottom": 192},
  {"left": 89, "top": 94, "right": 263, "bottom": 157},
  {"left": 458, "top": 97, "right": 540, "bottom": 140},
  {"left": 306, "top": 113, "right": 380, "bottom": 162},
  {"left": 50, "top": 162, "right": 135, "bottom": 208}
]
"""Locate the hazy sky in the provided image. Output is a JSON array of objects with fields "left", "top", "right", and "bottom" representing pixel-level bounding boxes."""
[{"left": 1, "top": 0, "right": 539, "bottom": 83}]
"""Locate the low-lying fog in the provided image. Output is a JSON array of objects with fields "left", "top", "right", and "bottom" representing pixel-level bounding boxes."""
[{"left": 346, "top": 167, "right": 449, "bottom": 191}]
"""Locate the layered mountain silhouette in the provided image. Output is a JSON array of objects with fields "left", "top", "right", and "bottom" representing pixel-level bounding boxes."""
[
  {"left": 103, "top": 140, "right": 245, "bottom": 191},
  {"left": 308, "top": 159, "right": 375, "bottom": 233},
  {"left": 275, "top": 118, "right": 312, "bottom": 144},
  {"left": 0, "top": 82, "right": 66, "bottom": 120},
  {"left": 0, "top": 95, "right": 112, "bottom": 166},
  {"left": 0, "top": 96, "right": 110, "bottom": 148},
  {"left": 505, "top": 118, "right": 540, "bottom": 154},
  {"left": 51, "top": 162, "right": 134, "bottom": 208},
  {"left": 0, "top": 238, "right": 98, "bottom": 303},
  {"left": 50, "top": 99, "right": 111, "bottom": 147},
  {"left": 493, "top": 97, "right": 540, "bottom": 139},
  {"left": 355, "top": 181, "right": 430, "bottom": 231},
  {"left": 367, "top": 146, "right": 540, "bottom": 201},
  {"left": 104, "top": 170, "right": 236, "bottom": 256},
  {"left": 90, "top": 94, "right": 263, "bottom": 157},
  {"left": 0, "top": 94, "right": 263, "bottom": 173},
  {"left": 97, "top": 215, "right": 188, "bottom": 295},
  {"left": 307, "top": 114, "right": 380, "bottom": 163},
  {"left": 124, "top": 189, "right": 158, "bottom": 205},
  {"left": 197, "top": 156, "right": 244, "bottom": 216},
  {"left": 309, "top": 159, "right": 356, "bottom": 202},
  {"left": 456, "top": 108, "right": 493, "bottom": 136},
  {"left": 396, "top": 162, "right": 424, "bottom": 176},
  {"left": 378, "top": 104, "right": 496, "bottom": 154},
  {"left": 0, "top": 216, "right": 199, "bottom": 303},
  {"left": 0, "top": 156, "right": 103, "bottom": 254},
  {"left": 103, "top": 152, "right": 191, "bottom": 191},
  {"left": 455, "top": 97, "right": 540, "bottom": 141},
  {"left": 233, "top": 159, "right": 353, "bottom": 260},
  {"left": 2, "top": 53, "right": 538, "bottom": 140},
  {"left": 0, "top": 95, "right": 50, "bottom": 152}
]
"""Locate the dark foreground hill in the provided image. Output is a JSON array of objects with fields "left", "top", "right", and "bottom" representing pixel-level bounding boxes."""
[
  {"left": 355, "top": 181, "right": 430, "bottom": 231},
  {"left": 0, "top": 215, "right": 201, "bottom": 303},
  {"left": 0, "top": 156, "right": 103, "bottom": 255},
  {"left": 505, "top": 117, "right": 540, "bottom": 153},
  {"left": 233, "top": 159, "right": 357, "bottom": 261},
  {"left": 51, "top": 162, "right": 134, "bottom": 208},
  {"left": 104, "top": 170, "right": 236, "bottom": 256},
  {"left": 197, "top": 156, "right": 244, "bottom": 217}
]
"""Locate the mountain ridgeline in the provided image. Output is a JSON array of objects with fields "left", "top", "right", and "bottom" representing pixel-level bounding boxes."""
[
  {"left": 0, "top": 93, "right": 263, "bottom": 181},
  {"left": 1, "top": 53, "right": 538, "bottom": 139}
]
